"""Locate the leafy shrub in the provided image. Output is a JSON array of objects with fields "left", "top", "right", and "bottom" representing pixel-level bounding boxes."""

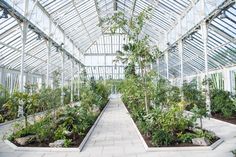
[
  {"left": 0, "top": 84, "right": 9, "bottom": 108},
  {"left": 63, "top": 139, "right": 72, "bottom": 147},
  {"left": 151, "top": 129, "right": 174, "bottom": 146},
  {"left": 211, "top": 89, "right": 236, "bottom": 118},
  {"left": 178, "top": 132, "right": 196, "bottom": 143},
  {"left": 182, "top": 81, "right": 205, "bottom": 110}
]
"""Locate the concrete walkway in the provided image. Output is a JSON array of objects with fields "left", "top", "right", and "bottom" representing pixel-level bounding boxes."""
[{"left": 0, "top": 95, "right": 236, "bottom": 157}]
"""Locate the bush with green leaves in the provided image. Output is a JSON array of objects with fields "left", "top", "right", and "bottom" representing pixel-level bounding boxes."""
[
  {"left": 210, "top": 89, "right": 236, "bottom": 118},
  {"left": 182, "top": 81, "right": 205, "bottom": 110},
  {"left": 0, "top": 84, "right": 9, "bottom": 108}
]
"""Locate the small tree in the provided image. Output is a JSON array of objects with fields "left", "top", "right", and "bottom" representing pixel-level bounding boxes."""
[{"left": 100, "top": 8, "right": 159, "bottom": 113}]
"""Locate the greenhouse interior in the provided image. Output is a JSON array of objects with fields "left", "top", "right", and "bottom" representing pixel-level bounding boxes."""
[{"left": 0, "top": 0, "right": 236, "bottom": 157}]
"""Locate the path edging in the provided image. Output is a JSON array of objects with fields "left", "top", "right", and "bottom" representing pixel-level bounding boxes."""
[{"left": 4, "top": 100, "right": 110, "bottom": 152}]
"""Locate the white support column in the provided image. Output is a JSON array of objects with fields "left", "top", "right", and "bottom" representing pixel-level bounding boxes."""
[
  {"left": 104, "top": 54, "right": 106, "bottom": 84},
  {"left": 112, "top": 67, "right": 113, "bottom": 80},
  {"left": 19, "top": 21, "right": 27, "bottom": 92},
  {"left": 18, "top": 0, "right": 29, "bottom": 117},
  {"left": 70, "top": 59, "right": 74, "bottom": 103},
  {"left": 77, "top": 64, "right": 80, "bottom": 98},
  {"left": 202, "top": 21, "right": 211, "bottom": 116},
  {"left": 178, "top": 39, "right": 184, "bottom": 99},
  {"left": 46, "top": 19, "right": 52, "bottom": 88},
  {"left": 166, "top": 51, "right": 169, "bottom": 80},
  {"left": 223, "top": 68, "right": 231, "bottom": 92},
  {"left": 61, "top": 50, "right": 64, "bottom": 105},
  {"left": 46, "top": 41, "right": 51, "bottom": 87},
  {"left": 0, "top": 68, "right": 5, "bottom": 86}
]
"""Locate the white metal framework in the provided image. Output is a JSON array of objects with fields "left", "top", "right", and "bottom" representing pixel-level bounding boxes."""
[{"left": 0, "top": 0, "right": 236, "bottom": 93}]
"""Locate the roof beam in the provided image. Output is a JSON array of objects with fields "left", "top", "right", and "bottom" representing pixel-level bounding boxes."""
[
  {"left": 71, "top": 0, "right": 93, "bottom": 49},
  {"left": 1, "top": 0, "right": 84, "bottom": 66},
  {"left": 162, "top": 0, "right": 234, "bottom": 51},
  {"left": 209, "top": 24, "right": 236, "bottom": 44},
  {"left": 84, "top": 53, "right": 117, "bottom": 56}
]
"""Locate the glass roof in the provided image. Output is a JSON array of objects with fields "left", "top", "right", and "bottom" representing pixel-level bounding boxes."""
[{"left": 0, "top": 0, "right": 236, "bottom": 81}]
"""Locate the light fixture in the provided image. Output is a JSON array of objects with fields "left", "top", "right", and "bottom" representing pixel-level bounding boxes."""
[
  {"left": 56, "top": 46, "right": 59, "bottom": 52},
  {"left": 219, "top": 10, "right": 227, "bottom": 19},
  {"left": 113, "top": 0, "right": 118, "bottom": 11},
  {"left": 36, "top": 33, "right": 41, "bottom": 40},
  {"left": 189, "top": 34, "right": 193, "bottom": 40},
  {"left": 0, "top": 8, "right": 8, "bottom": 19},
  {"left": 167, "top": 42, "right": 171, "bottom": 47},
  {"left": 61, "top": 43, "right": 64, "bottom": 48}
]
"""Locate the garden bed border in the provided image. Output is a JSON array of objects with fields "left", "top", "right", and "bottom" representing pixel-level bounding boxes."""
[
  {"left": 122, "top": 101, "right": 224, "bottom": 152},
  {"left": 4, "top": 100, "right": 110, "bottom": 152}
]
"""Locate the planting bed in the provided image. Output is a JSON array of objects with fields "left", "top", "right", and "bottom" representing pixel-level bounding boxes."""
[
  {"left": 212, "top": 113, "right": 236, "bottom": 125},
  {"left": 5, "top": 80, "right": 110, "bottom": 150},
  {"left": 5, "top": 101, "right": 109, "bottom": 151},
  {"left": 125, "top": 105, "right": 223, "bottom": 151}
]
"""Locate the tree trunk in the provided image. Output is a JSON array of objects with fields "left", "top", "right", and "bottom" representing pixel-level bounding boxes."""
[
  {"left": 24, "top": 115, "right": 28, "bottom": 128},
  {"left": 142, "top": 66, "right": 148, "bottom": 113}
]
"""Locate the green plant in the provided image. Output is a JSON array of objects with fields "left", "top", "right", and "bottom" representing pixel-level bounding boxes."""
[
  {"left": 211, "top": 89, "right": 236, "bottom": 118},
  {"left": 12, "top": 92, "right": 39, "bottom": 127},
  {"left": 190, "top": 105, "right": 208, "bottom": 129},
  {"left": 54, "top": 125, "right": 67, "bottom": 140},
  {"left": 101, "top": 8, "right": 159, "bottom": 113},
  {"left": 182, "top": 81, "right": 205, "bottom": 110},
  {"left": 177, "top": 132, "right": 196, "bottom": 143},
  {"left": 194, "top": 129, "right": 215, "bottom": 142},
  {"left": 63, "top": 139, "right": 72, "bottom": 147},
  {"left": 0, "top": 84, "right": 9, "bottom": 108},
  {"left": 151, "top": 129, "right": 174, "bottom": 146},
  {"left": 0, "top": 114, "right": 3, "bottom": 123},
  {"left": 52, "top": 70, "right": 61, "bottom": 89}
]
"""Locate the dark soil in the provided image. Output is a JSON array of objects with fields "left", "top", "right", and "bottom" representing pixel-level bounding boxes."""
[{"left": 212, "top": 113, "right": 236, "bottom": 125}]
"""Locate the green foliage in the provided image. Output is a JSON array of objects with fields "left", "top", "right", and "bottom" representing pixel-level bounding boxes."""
[
  {"left": 101, "top": 8, "right": 159, "bottom": 113},
  {"left": 9, "top": 79, "right": 109, "bottom": 147},
  {"left": 194, "top": 129, "right": 215, "bottom": 141},
  {"left": 210, "top": 89, "right": 236, "bottom": 118},
  {"left": 63, "top": 139, "right": 72, "bottom": 147},
  {"left": 119, "top": 73, "right": 217, "bottom": 147},
  {"left": 11, "top": 91, "right": 39, "bottom": 127},
  {"left": 151, "top": 129, "right": 174, "bottom": 146},
  {"left": 52, "top": 70, "right": 60, "bottom": 89},
  {"left": 178, "top": 133, "right": 196, "bottom": 143},
  {"left": 154, "top": 78, "right": 169, "bottom": 107},
  {"left": 2, "top": 97, "right": 18, "bottom": 121},
  {"left": 190, "top": 105, "right": 208, "bottom": 128},
  {"left": 182, "top": 81, "right": 205, "bottom": 110},
  {"left": 0, "top": 84, "right": 9, "bottom": 108},
  {"left": 38, "top": 86, "right": 61, "bottom": 112},
  {"left": 80, "top": 68, "right": 88, "bottom": 86},
  {"left": 124, "top": 63, "right": 136, "bottom": 78},
  {"left": 9, "top": 116, "right": 54, "bottom": 143},
  {"left": 154, "top": 78, "right": 181, "bottom": 107},
  {"left": 54, "top": 125, "right": 67, "bottom": 140}
]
